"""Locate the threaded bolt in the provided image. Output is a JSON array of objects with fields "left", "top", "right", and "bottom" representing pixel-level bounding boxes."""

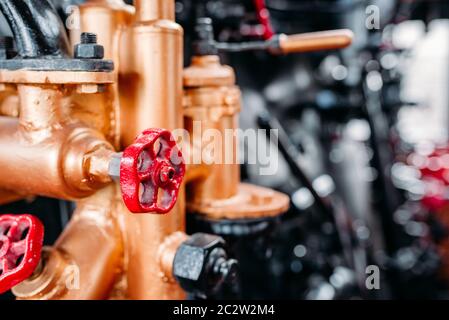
[{"left": 80, "top": 32, "right": 97, "bottom": 44}]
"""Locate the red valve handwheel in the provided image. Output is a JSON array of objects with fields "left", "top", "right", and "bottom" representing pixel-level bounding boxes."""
[
  {"left": 0, "top": 214, "right": 44, "bottom": 293},
  {"left": 120, "top": 128, "right": 186, "bottom": 214}
]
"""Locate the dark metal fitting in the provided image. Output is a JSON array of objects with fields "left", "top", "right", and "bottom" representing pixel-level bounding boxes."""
[
  {"left": 173, "top": 233, "right": 238, "bottom": 299},
  {"left": 74, "top": 33, "right": 104, "bottom": 60}
]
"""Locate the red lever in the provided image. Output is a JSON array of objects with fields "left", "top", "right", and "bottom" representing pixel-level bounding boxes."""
[
  {"left": 0, "top": 214, "right": 44, "bottom": 293},
  {"left": 120, "top": 128, "right": 186, "bottom": 214}
]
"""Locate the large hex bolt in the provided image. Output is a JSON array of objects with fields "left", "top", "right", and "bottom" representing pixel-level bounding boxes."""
[
  {"left": 173, "top": 233, "right": 238, "bottom": 298},
  {"left": 74, "top": 32, "right": 104, "bottom": 60}
]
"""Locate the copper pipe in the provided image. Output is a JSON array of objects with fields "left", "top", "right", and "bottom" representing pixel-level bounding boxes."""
[
  {"left": 0, "top": 84, "right": 114, "bottom": 199},
  {"left": 13, "top": 185, "right": 123, "bottom": 300},
  {"left": 134, "top": 0, "right": 175, "bottom": 21},
  {"left": 278, "top": 29, "right": 354, "bottom": 54},
  {"left": 118, "top": 0, "right": 186, "bottom": 299},
  {"left": 75, "top": 0, "right": 134, "bottom": 149}
]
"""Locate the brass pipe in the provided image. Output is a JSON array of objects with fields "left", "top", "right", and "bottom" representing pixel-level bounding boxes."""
[
  {"left": 18, "top": 85, "right": 67, "bottom": 138},
  {"left": 184, "top": 55, "right": 290, "bottom": 220},
  {"left": 185, "top": 115, "right": 240, "bottom": 201},
  {"left": 0, "top": 84, "right": 114, "bottom": 199},
  {"left": 119, "top": 0, "right": 186, "bottom": 299},
  {"left": 134, "top": 0, "right": 175, "bottom": 21},
  {"left": 75, "top": 0, "right": 134, "bottom": 149},
  {"left": 13, "top": 185, "right": 122, "bottom": 300}
]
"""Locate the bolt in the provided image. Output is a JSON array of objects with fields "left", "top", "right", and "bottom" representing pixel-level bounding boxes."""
[
  {"left": 173, "top": 234, "right": 239, "bottom": 298},
  {"left": 80, "top": 32, "right": 97, "bottom": 44}
]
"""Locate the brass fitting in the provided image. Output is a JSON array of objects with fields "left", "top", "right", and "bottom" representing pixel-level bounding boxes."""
[
  {"left": 0, "top": 81, "right": 115, "bottom": 200},
  {"left": 183, "top": 55, "right": 290, "bottom": 220}
]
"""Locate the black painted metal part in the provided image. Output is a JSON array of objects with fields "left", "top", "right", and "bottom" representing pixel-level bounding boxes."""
[
  {"left": 173, "top": 233, "right": 238, "bottom": 299},
  {"left": 0, "top": 0, "right": 113, "bottom": 72}
]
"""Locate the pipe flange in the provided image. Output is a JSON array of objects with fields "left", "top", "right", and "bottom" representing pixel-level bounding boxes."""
[{"left": 0, "top": 59, "right": 113, "bottom": 72}]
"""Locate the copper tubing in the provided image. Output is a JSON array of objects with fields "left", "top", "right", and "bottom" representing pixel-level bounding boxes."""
[
  {"left": 278, "top": 29, "right": 354, "bottom": 54},
  {"left": 13, "top": 185, "right": 123, "bottom": 300},
  {"left": 134, "top": 0, "right": 175, "bottom": 21},
  {"left": 118, "top": 0, "right": 186, "bottom": 299},
  {"left": 0, "top": 84, "right": 114, "bottom": 199}
]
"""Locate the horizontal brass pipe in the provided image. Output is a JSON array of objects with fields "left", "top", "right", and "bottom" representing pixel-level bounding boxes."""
[{"left": 0, "top": 84, "right": 114, "bottom": 199}]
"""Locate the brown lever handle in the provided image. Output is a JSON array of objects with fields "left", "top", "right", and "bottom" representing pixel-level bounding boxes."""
[{"left": 277, "top": 29, "right": 354, "bottom": 54}]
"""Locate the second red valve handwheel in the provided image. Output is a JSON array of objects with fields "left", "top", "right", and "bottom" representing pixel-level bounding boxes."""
[
  {"left": 120, "top": 128, "right": 186, "bottom": 214},
  {"left": 0, "top": 214, "right": 44, "bottom": 294}
]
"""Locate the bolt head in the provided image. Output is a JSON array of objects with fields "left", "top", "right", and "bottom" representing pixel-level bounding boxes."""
[
  {"left": 173, "top": 233, "right": 233, "bottom": 298},
  {"left": 74, "top": 43, "right": 104, "bottom": 59}
]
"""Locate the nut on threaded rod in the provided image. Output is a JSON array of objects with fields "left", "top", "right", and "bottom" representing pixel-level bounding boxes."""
[
  {"left": 74, "top": 33, "right": 104, "bottom": 59},
  {"left": 80, "top": 32, "right": 97, "bottom": 44}
]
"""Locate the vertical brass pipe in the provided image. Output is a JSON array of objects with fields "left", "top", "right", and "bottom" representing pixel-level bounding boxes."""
[
  {"left": 18, "top": 84, "right": 66, "bottom": 137},
  {"left": 184, "top": 55, "right": 241, "bottom": 203},
  {"left": 134, "top": 0, "right": 175, "bottom": 21},
  {"left": 75, "top": 0, "right": 134, "bottom": 148},
  {"left": 119, "top": 0, "right": 186, "bottom": 299}
]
